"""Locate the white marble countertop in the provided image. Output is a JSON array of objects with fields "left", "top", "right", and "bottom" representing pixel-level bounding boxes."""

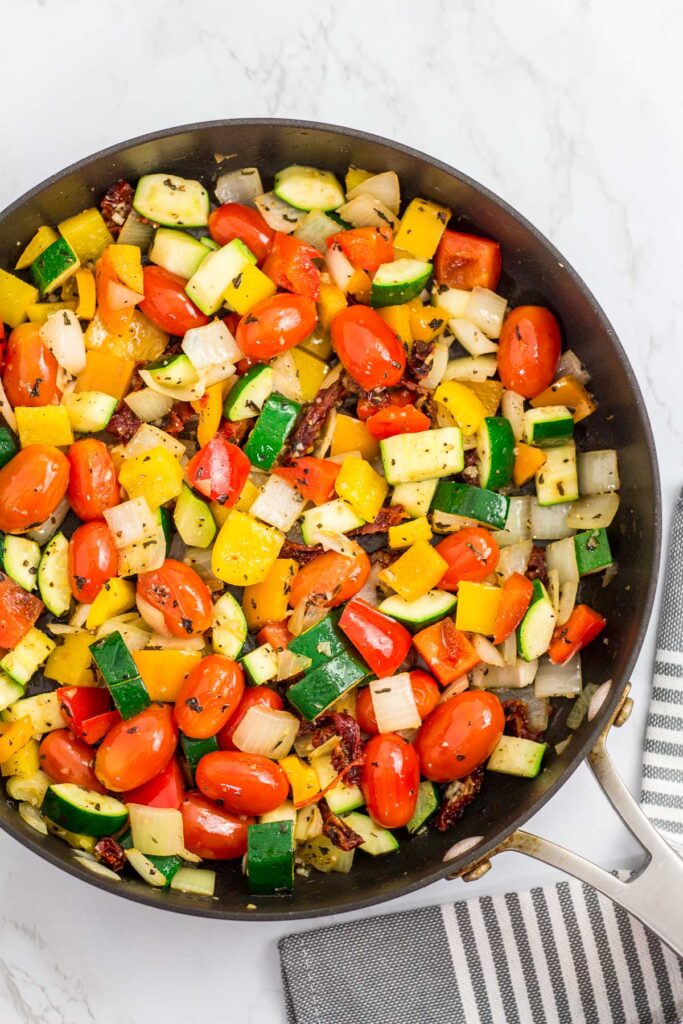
[{"left": 0, "top": 0, "right": 681, "bottom": 1020}]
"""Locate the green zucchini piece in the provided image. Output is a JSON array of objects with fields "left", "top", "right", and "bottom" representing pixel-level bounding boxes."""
[
  {"left": 223, "top": 363, "right": 274, "bottom": 421},
  {"left": 211, "top": 591, "right": 248, "bottom": 660},
  {"left": 243, "top": 392, "right": 301, "bottom": 471},
  {"left": 42, "top": 783, "right": 128, "bottom": 838},
  {"left": 487, "top": 735, "right": 547, "bottom": 777},
  {"left": 300, "top": 499, "right": 365, "bottom": 544},
  {"left": 573, "top": 528, "right": 613, "bottom": 576},
  {"left": 180, "top": 733, "right": 219, "bottom": 784},
  {"left": 30, "top": 237, "right": 79, "bottom": 294},
  {"left": 380, "top": 428, "right": 464, "bottom": 485},
  {"left": 390, "top": 479, "right": 439, "bottom": 518},
  {"left": 524, "top": 406, "right": 574, "bottom": 448},
  {"left": 273, "top": 165, "right": 345, "bottom": 212},
  {"left": 378, "top": 590, "right": 456, "bottom": 630},
  {"left": 125, "top": 848, "right": 183, "bottom": 888},
  {"left": 342, "top": 811, "right": 399, "bottom": 854},
  {"left": 287, "top": 612, "right": 347, "bottom": 670},
  {"left": 311, "top": 750, "right": 364, "bottom": 815},
  {"left": 431, "top": 481, "right": 510, "bottom": 530},
  {"left": 89, "top": 632, "right": 150, "bottom": 719},
  {"left": 0, "top": 425, "right": 18, "bottom": 468},
  {"left": 133, "top": 174, "right": 210, "bottom": 228},
  {"left": 477, "top": 416, "right": 515, "bottom": 489},
  {"left": 145, "top": 353, "right": 198, "bottom": 389},
  {"left": 241, "top": 643, "right": 278, "bottom": 685},
  {"left": 0, "top": 627, "right": 54, "bottom": 686},
  {"left": 2, "top": 535, "right": 40, "bottom": 591},
  {"left": 247, "top": 820, "right": 295, "bottom": 894},
  {"left": 158, "top": 506, "right": 174, "bottom": 556},
  {"left": 535, "top": 443, "right": 579, "bottom": 506},
  {"left": 185, "top": 238, "right": 256, "bottom": 315},
  {"left": 37, "top": 532, "right": 70, "bottom": 616},
  {"left": 63, "top": 391, "right": 117, "bottom": 433},
  {"left": 0, "top": 674, "right": 24, "bottom": 713},
  {"left": 173, "top": 484, "right": 216, "bottom": 548},
  {"left": 149, "top": 228, "right": 210, "bottom": 279},
  {"left": 287, "top": 649, "right": 368, "bottom": 720},
  {"left": 406, "top": 780, "right": 440, "bottom": 834},
  {"left": 518, "top": 580, "right": 556, "bottom": 662},
  {"left": 370, "top": 258, "right": 432, "bottom": 307}
]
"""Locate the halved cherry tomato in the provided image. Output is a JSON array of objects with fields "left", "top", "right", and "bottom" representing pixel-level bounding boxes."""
[
  {"left": 67, "top": 438, "right": 119, "bottom": 522},
  {"left": 68, "top": 520, "right": 118, "bottom": 603},
  {"left": 356, "top": 386, "right": 415, "bottom": 421},
  {"left": 412, "top": 620, "right": 481, "bottom": 685},
  {"left": 331, "top": 305, "right": 406, "bottom": 390},
  {"left": 122, "top": 758, "right": 185, "bottom": 809},
  {"left": 338, "top": 598, "right": 412, "bottom": 676},
  {"left": 361, "top": 732, "right": 420, "bottom": 828},
  {"left": 174, "top": 654, "right": 245, "bottom": 739},
  {"left": 256, "top": 621, "right": 293, "bottom": 651},
  {"left": 208, "top": 203, "right": 274, "bottom": 263},
  {"left": 415, "top": 690, "right": 505, "bottom": 782},
  {"left": 139, "top": 265, "right": 210, "bottom": 335},
  {"left": 195, "top": 750, "right": 289, "bottom": 816},
  {"left": 181, "top": 791, "right": 253, "bottom": 860},
  {"left": 549, "top": 604, "right": 607, "bottom": 665},
  {"left": 365, "top": 403, "right": 431, "bottom": 441},
  {"left": 492, "top": 572, "right": 534, "bottom": 645},
  {"left": 2, "top": 323, "right": 60, "bottom": 407},
  {"left": 185, "top": 434, "right": 251, "bottom": 506},
  {"left": 327, "top": 226, "right": 393, "bottom": 274},
  {"left": 434, "top": 230, "right": 501, "bottom": 290},
  {"left": 217, "top": 686, "right": 283, "bottom": 751},
  {"left": 272, "top": 457, "right": 340, "bottom": 506},
  {"left": 262, "top": 232, "right": 321, "bottom": 300},
  {"left": 436, "top": 527, "right": 499, "bottom": 590},
  {"left": 236, "top": 293, "right": 318, "bottom": 360},
  {"left": 137, "top": 559, "right": 213, "bottom": 639},
  {"left": 288, "top": 548, "right": 371, "bottom": 610},
  {"left": 356, "top": 670, "right": 441, "bottom": 734},
  {"left": 497, "top": 306, "right": 561, "bottom": 398},
  {"left": 0, "top": 445, "right": 69, "bottom": 534},
  {"left": 95, "top": 703, "right": 178, "bottom": 792},
  {"left": 39, "top": 730, "right": 105, "bottom": 793},
  {"left": 0, "top": 571, "right": 43, "bottom": 648}
]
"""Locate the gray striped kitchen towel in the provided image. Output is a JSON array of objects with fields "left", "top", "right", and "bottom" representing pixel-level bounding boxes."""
[
  {"left": 280, "top": 877, "right": 683, "bottom": 1023},
  {"left": 642, "top": 486, "right": 683, "bottom": 850}
]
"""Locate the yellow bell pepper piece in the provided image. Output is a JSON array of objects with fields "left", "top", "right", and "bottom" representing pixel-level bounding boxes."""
[
  {"left": 224, "top": 263, "right": 276, "bottom": 315},
  {"left": 85, "top": 311, "right": 168, "bottom": 361},
  {"left": 434, "top": 380, "right": 487, "bottom": 435},
  {"left": 103, "top": 244, "right": 144, "bottom": 294},
  {"left": 73, "top": 269, "right": 97, "bottom": 320},
  {"left": 0, "top": 269, "right": 39, "bottom": 328},
  {"left": 318, "top": 282, "right": 347, "bottom": 329},
  {"left": 345, "top": 166, "right": 373, "bottom": 192},
  {"left": 455, "top": 581, "right": 502, "bottom": 636},
  {"left": 464, "top": 379, "right": 504, "bottom": 416},
  {"left": 118, "top": 444, "right": 184, "bottom": 509},
  {"left": 0, "top": 717, "right": 34, "bottom": 764},
  {"left": 15, "top": 226, "right": 59, "bottom": 270},
  {"left": 26, "top": 301, "right": 77, "bottom": 324},
  {"left": 232, "top": 478, "right": 260, "bottom": 515},
  {"left": 530, "top": 375, "right": 597, "bottom": 423},
  {"left": 291, "top": 347, "right": 328, "bottom": 402},
  {"left": 75, "top": 348, "right": 135, "bottom": 401},
  {"left": 513, "top": 443, "right": 547, "bottom": 487},
  {"left": 379, "top": 540, "right": 448, "bottom": 602},
  {"left": 44, "top": 632, "right": 97, "bottom": 687},
  {"left": 212, "top": 510, "right": 284, "bottom": 586},
  {"left": 388, "top": 515, "right": 433, "bottom": 549},
  {"left": 408, "top": 301, "right": 449, "bottom": 342},
  {"left": 335, "top": 457, "right": 388, "bottom": 523},
  {"left": 15, "top": 405, "right": 74, "bottom": 447},
  {"left": 132, "top": 650, "right": 203, "bottom": 701},
  {"left": 298, "top": 330, "right": 333, "bottom": 361},
  {"left": 58, "top": 208, "right": 114, "bottom": 262},
  {"left": 394, "top": 197, "right": 451, "bottom": 261},
  {"left": 242, "top": 558, "right": 298, "bottom": 630},
  {"left": 378, "top": 305, "right": 413, "bottom": 348},
  {"left": 279, "top": 754, "right": 320, "bottom": 805},
  {"left": 191, "top": 382, "right": 223, "bottom": 447},
  {"left": 86, "top": 578, "right": 136, "bottom": 630},
  {"left": 347, "top": 268, "right": 371, "bottom": 303},
  {"left": 1, "top": 737, "right": 40, "bottom": 778},
  {"left": 330, "top": 414, "right": 380, "bottom": 462}
]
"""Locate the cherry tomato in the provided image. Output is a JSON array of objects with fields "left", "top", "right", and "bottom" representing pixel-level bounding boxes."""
[
  {"left": 39, "top": 730, "right": 106, "bottom": 793},
  {"left": 217, "top": 686, "right": 283, "bottom": 751},
  {"left": 122, "top": 758, "right": 185, "bottom": 809},
  {"left": 181, "top": 791, "right": 253, "bottom": 860},
  {"left": 327, "top": 226, "right": 394, "bottom": 274},
  {"left": 139, "top": 266, "right": 210, "bottom": 335},
  {"left": 288, "top": 548, "right": 371, "bottom": 610},
  {"left": 434, "top": 230, "right": 501, "bottom": 290},
  {"left": 435, "top": 527, "right": 499, "bottom": 590},
  {"left": 137, "top": 559, "right": 213, "bottom": 639},
  {"left": 492, "top": 572, "right": 534, "bottom": 645},
  {"left": 331, "top": 305, "right": 406, "bottom": 390},
  {"left": 356, "top": 386, "right": 415, "bottom": 421},
  {"left": 497, "top": 306, "right": 561, "bottom": 398},
  {"left": 174, "top": 654, "right": 245, "bottom": 739},
  {"left": 356, "top": 670, "right": 441, "bottom": 734},
  {"left": 365, "top": 403, "right": 431, "bottom": 441},
  {"left": 236, "top": 293, "right": 317, "bottom": 360},
  {"left": 361, "top": 733, "right": 420, "bottom": 828},
  {"left": 208, "top": 202, "right": 274, "bottom": 263},
  {"left": 262, "top": 232, "right": 321, "bottom": 299},
  {"left": 185, "top": 435, "right": 251, "bottom": 506},
  {"left": 196, "top": 751, "right": 289, "bottom": 816},
  {"left": 415, "top": 691, "right": 504, "bottom": 782},
  {"left": 68, "top": 520, "right": 118, "bottom": 603},
  {"left": 95, "top": 703, "right": 178, "bottom": 792},
  {"left": 0, "top": 321, "right": 5, "bottom": 370},
  {"left": 0, "top": 445, "right": 69, "bottom": 534},
  {"left": 67, "top": 438, "right": 119, "bottom": 522},
  {"left": 2, "top": 323, "right": 60, "bottom": 408}
]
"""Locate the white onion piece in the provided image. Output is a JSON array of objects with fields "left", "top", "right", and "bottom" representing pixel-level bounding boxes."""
[
  {"left": 336, "top": 193, "right": 398, "bottom": 231},
  {"left": 40, "top": 309, "right": 86, "bottom": 375},
  {"left": 183, "top": 319, "right": 241, "bottom": 370},
  {"left": 535, "top": 656, "right": 582, "bottom": 698},
  {"left": 316, "top": 531, "right": 358, "bottom": 559},
  {"left": 432, "top": 511, "right": 481, "bottom": 535},
  {"left": 545, "top": 536, "right": 579, "bottom": 584},
  {"left": 69, "top": 603, "right": 91, "bottom": 628},
  {"left": 271, "top": 351, "right": 305, "bottom": 402},
  {"left": 495, "top": 540, "right": 533, "bottom": 582},
  {"left": 18, "top": 802, "right": 48, "bottom": 835},
  {"left": 325, "top": 242, "right": 356, "bottom": 292},
  {"left": 501, "top": 390, "right": 525, "bottom": 442},
  {"left": 435, "top": 287, "right": 470, "bottom": 318},
  {"left": 547, "top": 568, "right": 560, "bottom": 617},
  {"left": 525, "top": 693, "right": 550, "bottom": 733},
  {"left": 122, "top": 423, "right": 186, "bottom": 461},
  {"left": 370, "top": 674, "right": 421, "bottom": 733},
  {"left": 464, "top": 287, "right": 507, "bottom": 339},
  {"left": 148, "top": 633, "right": 206, "bottom": 652},
  {"left": 118, "top": 534, "right": 166, "bottom": 578},
  {"left": 444, "top": 355, "right": 498, "bottom": 382},
  {"left": 124, "top": 388, "right": 175, "bottom": 423},
  {"left": 443, "top": 835, "right": 485, "bottom": 863},
  {"left": 566, "top": 492, "right": 620, "bottom": 529},
  {"left": 201, "top": 362, "right": 236, "bottom": 388},
  {"left": 449, "top": 318, "right": 498, "bottom": 356},
  {"left": 588, "top": 680, "right": 612, "bottom": 722},
  {"left": 129, "top": 804, "right": 185, "bottom": 856},
  {"left": 107, "top": 280, "right": 144, "bottom": 311},
  {"left": 577, "top": 450, "right": 620, "bottom": 495},
  {"left": 117, "top": 210, "right": 155, "bottom": 249},
  {"left": 473, "top": 660, "right": 538, "bottom": 689},
  {"left": 232, "top": 705, "right": 299, "bottom": 759},
  {"left": 183, "top": 547, "right": 223, "bottom": 592},
  {"left": 75, "top": 854, "right": 122, "bottom": 882},
  {"left": 96, "top": 618, "right": 150, "bottom": 652},
  {"left": 313, "top": 409, "right": 337, "bottom": 459},
  {"left": 421, "top": 342, "right": 450, "bottom": 390},
  {"left": 47, "top": 623, "right": 82, "bottom": 636},
  {"left": 354, "top": 562, "right": 382, "bottom": 607},
  {"left": 501, "top": 633, "right": 518, "bottom": 667},
  {"left": 26, "top": 497, "right": 70, "bottom": 544},
  {"left": 276, "top": 650, "right": 312, "bottom": 681},
  {"left": 138, "top": 367, "right": 205, "bottom": 404},
  {"left": 295, "top": 805, "right": 323, "bottom": 842},
  {"left": 250, "top": 476, "right": 304, "bottom": 532},
  {"left": 557, "top": 580, "right": 578, "bottom": 625},
  {"left": 556, "top": 349, "right": 591, "bottom": 385},
  {"left": 289, "top": 600, "right": 327, "bottom": 636},
  {"left": 530, "top": 501, "right": 575, "bottom": 541},
  {"left": 438, "top": 676, "right": 470, "bottom": 703},
  {"left": 294, "top": 211, "right": 342, "bottom": 251},
  {"left": 254, "top": 191, "right": 305, "bottom": 233},
  {"left": 104, "top": 497, "right": 157, "bottom": 548},
  {"left": 0, "top": 378, "right": 17, "bottom": 432},
  {"left": 492, "top": 496, "right": 532, "bottom": 548},
  {"left": 215, "top": 167, "right": 263, "bottom": 206},
  {"left": 471, "top": 634, "right": 505, "bottom": 667},
  {"left": 136, "top": 595, "right": 172, "bottom": 637},
  {"left": 346, "top": 171, "right": 400, "bottom": 215}
]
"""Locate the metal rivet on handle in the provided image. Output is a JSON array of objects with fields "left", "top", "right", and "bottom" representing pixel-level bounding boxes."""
[
  {"left": 613, "top": 697, "right": 634, "bottom": 727},
  {"left": 457, "top": 860, "right": 492, "bottom": 883}
]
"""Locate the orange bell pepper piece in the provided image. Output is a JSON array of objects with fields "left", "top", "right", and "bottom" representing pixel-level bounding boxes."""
[
  {"left": 530, "top": 375, "right": 597, "bottom": 423},
  {"left": 513, "top": 442, "right": 547, "bottom": 487}
]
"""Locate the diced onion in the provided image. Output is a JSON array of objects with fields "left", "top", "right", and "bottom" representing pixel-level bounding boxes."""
[
  {"left": 118, "top": 533, "right": 166, "bottom": 577},
  {"left": 129, "top": 804, "right": 185, "bottom": 856},
  {"left": 215, "top": 167, "right": 263, "bottom": 206},
  {"left": 500, "top": 633, "right": 517, "bottom": 666},
  {"left": 588, "top": 680, "right": 612, "bottom": 722},
  {"left": 260, "top": 800, "right": 297, "bottom": 825},
  {"left": 336, "top": 193, "right": 398, "bottom": 231},
  {"left": 40, "top": 309, "right": 86, "bottom": 375},
  {"left": 545, "top": 536, "right": 579, "bottom": 583},
  {"left": 492, "top": 496, "right": 531, "bottom": 548},
  {"left": 444, "top": 355, "right": 498, "bottom": 382},
  {"left": 125, "top": 848, "right": 168, "bottom": 887},
  {"left": 566, "top": 492, "right": 620, "bottom": 529},
  {"left": 295, "top": 805, "right": 323, "bottom": 842},
  {"left": 250, "top": 476, "right": 304, "bottom": 532},
  {"left": 577, "top": 450, "right": 619, "bottom": 495},
  {"left": 184, "top": 547, "right": 223, "bottom": 592},
  {"left": 438, "top": 676, "right": 470, "bottom": 703},
  {"left": 495, "top": 540, "right": 533, "bottom": 582},
  {"left": 276, "top": 649, "right": 312, "bottom": 681},
  {"left": 124, "top": 388, "right": 175, "bottom": 423},
  {"left": 104, "top": 496, "right": 157, "bottom": 548},
  {"left": 288, "top": 600, "right": 327, "bottom": 636},
  {"left": 530, "top": 501, "right": 575, "bottom": 541},
  {"left": 107, "top": 279, "right": 144, "bottom": 311},
  {"left": 26, "top": 496, "right": 70, "bottom": 544},
  {"left": 170, "top": 866, "right": 216, "bottom": 897},
  {"left": 435, "top": 287, "right": 470, "bottom": 317},
  {"left": 147, "top": 633, "right": 206, "bottom": 651},
  {"left": 501, "top": 390, "right": 525, "bottom": 442},
  {"left": 353, "top": 562, "right": 383, "bottom": 607},
  {"left": 96, "top": 614, "right": 150, "bottom": 652},
  {"left": 535, "top": 655, "right": 582, "bottom": 698},
  {"left": 313, "top": 408, "right": 336, "bottom": 458},
  {"left": 69, "top": 603, "right": 91, "bottom": 628},
  {"left": 232, "top": 705, "right": 299, "bottom": 759},
  {"left": 525, "top": 691, "right": 550, "bottom": 733},
  {"left": 370, "top": 674, "right": 421, "bottom": 733},
  {"left": 47, "top": 623, "right": 82, "bottom": 636},
  {"left": 472, "top": 659, "right": 538, "bottom": 689},
  {"left": 117, "top": 210, "right": 154, "bottom": 249},
  {"left": 138, "top": 367, "right": 205, "bottom": 404},
  {"left": 346, "top": 171, "right": 400, "bottom": 215},
  {"left": 555, "top": 735, "right": 574, "bottom": 756},
  {"left": 547, "top": 567, "right": 560, "bottom": 616},
  {"left": 122, "top": 423, "right": 186, "bottom": 461},
  {"left": 567, "top": 682, "right": 598, "bottom": 729},
  {"left": 183, "top": 319, "right": 241, "bottom": 370},
  {"left": 442, "top": 834, "right": 485, "bottom": 863},
  {"left": 18, "top": 801, "right": 48, "bottom": 835},
  {"left": 464, "top": 287, "right": 507, "bottom": 339},
  {"left": 557, "top": 579, "right": 578, "bottom": 625},
  {"left": 471, "top": 634, "right": 505, "bottom": 667},
  {"left": 421, "top": 342, "right": 450, "bottom": 390},
  {"left": 294, "top": 211, "right": 342, "bottom": 251},
  {"left": 449, "top": 318, "right": 498, "bottom": 356},
  {"left": 271, "top": 351, "right": 305, "bottom": 402},
  {"left": 432, "top": 511, "right": 480, "bottom": 535},
  {"left": 136, "top": 595, "right": 172, "bottom": 637},
  {"left": 556, "top": 349, "right": 591, "bottom": 385},
  {"left": 254, "top": 191, "right": 305, "bottom": 233},
  {"left": 316, "top": 531, "right": 359, "bottom": 559},
  {"left": 325, "top": 242, "right": 356, "bottom": 292}
]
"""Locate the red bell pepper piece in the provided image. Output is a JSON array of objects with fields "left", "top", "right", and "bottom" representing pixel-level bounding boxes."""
[
  {"left": 262, "top": 233, "right": 321, "bottom": 300},
  {"left": 185, "top": 434, "right": 251, "bottom": 506},
  {"left": 122, "top": 757, "right": 185, "bottom": 809},
  {"left": 356, "top": 387, "right": 415, "bottom": 421},
  {"left": 549, "top": 604, "right": 607, "bottom": 665},
  {"left": 413, "top": 619, "right": 481, "bottom": 685},
  {"left": 57, "top": 686, "right": 112, "bottom": 738},
  {"left": 365, "top": 404, "right": 431, "bottom": 441},
  {"left": 80, "top": 710, "right": 122, "bottom": 745},
  {"left": 0, "top": 572, "right": 44, "bottom": 648},
  {"left": 492, "top": 573, "right": 534, "bottom": 645},
  {"left": 0, "top": 321, "right": 6, "bottom": 370},
  {"left": 327, "top": 226, "right": 394, "bottom": 274},
  {"left": 272, "top": 457, "right": 340, "bottom": 506},
  {"left": 256, "top": 620, "right": 293, "bottom": 651},
  {"left": 338, "top": 598, "right": 412, "bottom": 677},
  {"left": 434, "top": 230, "right": 501, "bottom": 290}
]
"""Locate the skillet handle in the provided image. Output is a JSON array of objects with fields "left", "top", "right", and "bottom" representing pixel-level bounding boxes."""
[{"left": 455, "top": 685, "right": 683, "bottom": 958}]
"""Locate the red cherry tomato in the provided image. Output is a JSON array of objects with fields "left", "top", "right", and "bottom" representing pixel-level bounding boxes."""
[
  {"left": 181, "top": 791, "right": 253, "bottom": 860},
  {"left": 435, "top": 527, "right": 499, "bottom": 590},
  {"left": 434, "top": 230, "right": 501, "bottom": 290},
  {"left": 236, "top": 293, "right": 317, "bottom": 360},
  {"left": 497, "top": 306, "right": 561, "bottom": 399},
  {"left": 331, "top": 305, "right": 406, "bottom": 390},
  {"left": 139, "top": 266, "right": 210, "bottom": 335},
  {"left": 415, "top": 691, "right": 504, "bottom": 782},
  {"left": 288, "top": 548, "right": 371, "bottom": 610},
  {"left": 208, "top": 203, "right": 274, "bottom": 263},
  {"left": 492, "top": 572, "right": 534, "bottom": 645},
  {"left": 195, "top": 751, "right": 289, "bottom": 816},
  {"left": 262, "top": 232, "right": 321, "bottom": 299},
  {"left": 68, "top": 520, "right": 118, "bottom": 603},
  {"left": 327, "top": 226, "right": 394, "bottom": 274},
  {"left": 67, "top": 438, "right": 119, "bottom": 522},
  {"left": 95, "top": 703, "right": 178, "bottom": 792},
  {"left": 174, "top": 654, "right": 245, "bottom": 739},
  {"left": 185, "top": 435, "right": 251, "bottom": 506},
  {"left": 122, "top": 758, "right": 185, "bottom": 809},
  {"left": 356, "top": 670, "right": 441, "bottom": 735},
  {"left": 365, "top": 403, "right": 431, "bottom": 441},
  {"left": 2, "top": 323, "right": 60, "bottom": 408},
  {"left": 0, "top": 445, "right": 69, "bottom": 534},
  {"left": 137, "top": 559, "right": 213, "bottom": 639},
  {"left": 39, "top": 730, "right": 106, "bottom": 793},
  {"left": 217, "top": 686, "right": 283, "bottom": 751},
  {"left": 361, "top": 733, "right": 420, "bottom": 828}
]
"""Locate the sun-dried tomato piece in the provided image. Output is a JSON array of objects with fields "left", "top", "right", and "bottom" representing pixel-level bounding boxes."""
[
  {"left": 94, "top": 837, "right": 126, "bottom": 872},
  {"left": 320, "top": 800, "right": 365, "bottom": 851},
  {"left": 100, "top": 180, "right": 134, "bottom": 238},
  {"left": 434, "top": 767, "right": 484, "bottom": 831}
]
